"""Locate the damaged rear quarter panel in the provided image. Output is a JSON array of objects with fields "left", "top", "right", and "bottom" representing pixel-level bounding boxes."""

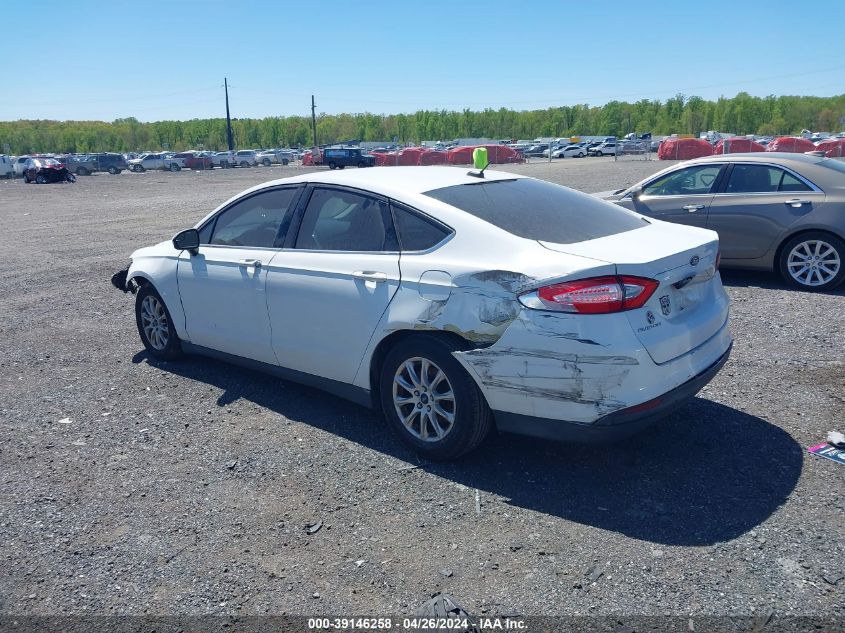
[{"left": 453, "top": 310, "right": 641, "bottom": 422}]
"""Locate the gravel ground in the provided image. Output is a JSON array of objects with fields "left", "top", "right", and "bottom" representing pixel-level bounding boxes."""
[{"left": 0, "top": 159, "right": 843, "bottom": 620}]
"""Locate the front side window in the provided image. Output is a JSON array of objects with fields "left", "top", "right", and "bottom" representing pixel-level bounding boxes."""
[
  {"left": 207, "top": 187, "right": 299, "bottom": 247},
  {"left": 295, "top": 188, "right": 395, "bottom": 252},
  {"left": 643, "top": 165, "right": 722, "bottom": 196}
]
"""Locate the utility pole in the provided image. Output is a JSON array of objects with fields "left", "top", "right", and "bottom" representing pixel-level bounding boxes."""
[
  {"left": 224, "top": 78, "right": 234, "bottom": 151},
  {"left": 311, "top": 95, "right": 318, "bottom": 147}
]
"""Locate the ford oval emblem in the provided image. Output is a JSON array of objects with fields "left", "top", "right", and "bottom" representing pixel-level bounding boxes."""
[{"left": 690, "top": 255, "right": 700, "bottom": 266}]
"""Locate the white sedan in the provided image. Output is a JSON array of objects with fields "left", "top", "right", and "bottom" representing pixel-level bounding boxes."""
[
  {"left": 552, "top": 145, "right": 586, "bottom": 158},
  {"left": 113, "top": 167, "right": 732, "bottom": 459}
]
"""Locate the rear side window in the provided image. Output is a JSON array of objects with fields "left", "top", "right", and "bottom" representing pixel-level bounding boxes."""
[
  {"left": 424, "top": 178, "right": 647, "bottom": 244},
  {"left": 778, "top": 171, "right": 811, "bottom": 192},
  {"left": 392, "top": 203, "right": 451, "bottom": 251},
  {"left": 725, "top": 164, "right": 780, "bottom": 193},
  {"left": 295, "top": 188, "right": 397, "bottom": 252}
]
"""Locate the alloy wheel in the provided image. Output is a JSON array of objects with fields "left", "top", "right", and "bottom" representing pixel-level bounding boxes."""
[
  {"left": 392, "top": 357, "right": 456, "bottom": 442},
  {"left": 140, "top": 295, "right": 169, "bottom": 350},
  {"left": 787, "top": 239, "right": 841, "bottom": 287}
]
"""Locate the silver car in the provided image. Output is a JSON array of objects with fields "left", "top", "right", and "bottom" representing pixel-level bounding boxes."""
[{"left": 606, "top": 153, "right": 845, "bottom": 290}]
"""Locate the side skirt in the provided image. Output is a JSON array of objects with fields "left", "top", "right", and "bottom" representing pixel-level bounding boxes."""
[{"left": 181, "top": 342, "right": 373, "bottom": 408}]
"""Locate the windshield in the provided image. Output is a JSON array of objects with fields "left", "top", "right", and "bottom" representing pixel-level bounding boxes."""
[{"left": 424, "top": 178, "right": 648, "bottom": 244}]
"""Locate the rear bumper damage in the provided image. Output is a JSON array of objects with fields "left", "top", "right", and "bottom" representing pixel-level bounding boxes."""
[
  {"left": 492, "top": 343, "right": 731, "bottom": 443},
  {"left": 452, "top": 301, "right": 733, "bottom": 441}
]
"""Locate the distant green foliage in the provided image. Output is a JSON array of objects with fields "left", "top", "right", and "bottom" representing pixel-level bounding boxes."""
[{"left": 1, "top": 92, "right": 843, "bottom": 154}]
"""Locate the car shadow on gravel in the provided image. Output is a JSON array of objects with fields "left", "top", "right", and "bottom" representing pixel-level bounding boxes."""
[
  {"left": 719, "top": 269, "right": 845, "bottom": 295},
  {"left": 135, "top": 351, "right": 803, "bottom": 546}
]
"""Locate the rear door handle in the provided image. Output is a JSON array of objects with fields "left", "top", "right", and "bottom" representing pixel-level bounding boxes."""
[
  {"left": 352, "top": 270, "right": 387, "bottom": 283},
  {"left": 682, "top": 204, "right": 705, "bottom": 212},
  {"left": 785, "top": 199, "right": 812, "bottom": 208},
  {"left": 238, "top": 259, "right": 262, "bottom": 268}
]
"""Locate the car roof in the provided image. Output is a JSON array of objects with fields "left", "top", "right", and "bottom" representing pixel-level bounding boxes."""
[
  {"left": 688, "top": 152, "right": 826, "bottom": 167},
  {"left": 253, "top": 166, "right": 524, "bottom": 197}
]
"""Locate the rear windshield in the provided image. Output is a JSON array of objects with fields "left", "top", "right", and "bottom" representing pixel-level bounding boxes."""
[
  {"left": 424, "top": 178, "right": 648, "bottom": 244},
  {"left": 821, "top": 158, "right": 845, "bottom": 173}
]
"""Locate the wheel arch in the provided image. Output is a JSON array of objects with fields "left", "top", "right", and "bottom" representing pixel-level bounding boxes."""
[
  {"left": 126, "top": 259, "right": 188, "bottom": 340},
  {"left": 366, "top": 329, "right": 478, "bottom": 409}
]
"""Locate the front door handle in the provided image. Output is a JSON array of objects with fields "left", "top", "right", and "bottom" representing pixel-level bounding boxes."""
[
  {"left": 682, "top": 204, "right": 705, "bottom": 212},
  {"left": 352, "top": 270, "right": 388, "bottom": 283},
  {"left": 785, "top": 199, "right": 812, "bottom": 208},
  {"left": 238, "top": 259, "right": 262, "bottom": 268}
]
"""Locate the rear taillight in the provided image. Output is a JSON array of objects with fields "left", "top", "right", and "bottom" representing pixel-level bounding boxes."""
[{"left": 520, "top": 275, "right": 659, "bottom": 314}]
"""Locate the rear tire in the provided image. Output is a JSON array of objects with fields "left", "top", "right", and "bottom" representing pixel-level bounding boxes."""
[
  {"left": 379, "top": 334, "right": 493, "bottom": 460},
  {"left": 262, "top": 158, "right": 271, "bottom": 166},
  {"left": 778, "top": 231, "right": 845, "bottom": 291},
  {"left": 328, "top": 161, "right": 337, "bottom": 170},
  {"left": 36, "top": 174, "right": 47, "bottom": 184},
  {"left": 76, "top": 167, "right": 88, "bottom": 176},
  {"left": 169, "top": 163, "right": 180, "bottom": 172},
  {"left": 596, "top": 151, "right": 604, "bottom": 157},
  {"left": 134, "top": 284, "right": 183, "bottom": 360},
  {"left": 108, "top": 166, "right": 118, "bottom": 174},
  {"left": 240, "top": 161, "right": 249, "bottom": 168},
  {"left": 282, "top": 158, "right": 289, "bottom": 165}
]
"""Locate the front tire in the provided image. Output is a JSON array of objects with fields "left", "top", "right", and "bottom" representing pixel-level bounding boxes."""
[
  {"left": 76, "top": 167, "right": 88, "bottom": 176},
  {"left": 779, "top": 231, "right": 845, "bottom": 290},
  {"left": 240, "top": 161, "right": 250, "bottom": 168},
  {"left": 379, "top": 335, "right": 493, "bottom": 460},
  {"left": 135, "top": 284, "right": 183, "bottom": 360},
  {"left": 169, "top": 163, "right": 180, "bottom": 172},
  {"left": 262, "top": 158, "right": 271, "bottom": 166},
  {"left": 36, "top": 174, "right": 47, "bottom": 184},
  {"left": 328, "top": 161, "right": 337, "bottom": 170},
  {"left": 596, "top": 150, "right": 604, "bottom": 157},
  {"left": 108, "top": 166, "right": 118, "bottom": 174}
]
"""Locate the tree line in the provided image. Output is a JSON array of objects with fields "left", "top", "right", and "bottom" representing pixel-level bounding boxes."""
[{"left": 1, "top": 92, "right": 843, "bottom": 155}]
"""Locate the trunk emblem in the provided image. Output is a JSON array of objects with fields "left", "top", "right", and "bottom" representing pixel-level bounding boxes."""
[
  {"left": 660, "top": 295, "right": 671, "bottom": 316},
  {"left": 646, "top": 310, "right": 656, "bottom": 324},
  {"left": 690, "top": 255, "right": 700, "bottom": 266}
]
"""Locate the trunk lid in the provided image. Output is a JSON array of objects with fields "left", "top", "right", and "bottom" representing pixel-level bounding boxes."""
[{"left": 539, "top": 223, "right": 728, "bottom": 364}]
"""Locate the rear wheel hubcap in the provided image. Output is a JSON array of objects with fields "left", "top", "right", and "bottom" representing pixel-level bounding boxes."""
[
  {"left": 393, "top": 357, "right": 455, "bottom": 442},
  {"left": 787, "top": 240, "right": 840, "bottom": 286}
]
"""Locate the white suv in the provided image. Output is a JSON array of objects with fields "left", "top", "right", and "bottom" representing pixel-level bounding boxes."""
[
  {"left": 128, "top": 153, "right": 167, "bottom": 172},
  {"left": 234, "top": 150, "right": 258, "bottom": 167},
  {"left": 213, "top": 151, "right": 235, "bottom": 168}
]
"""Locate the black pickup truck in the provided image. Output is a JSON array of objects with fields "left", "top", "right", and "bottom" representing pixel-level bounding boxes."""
[{"left": 323, "top": 147, "right": 375, "bottom": 169}]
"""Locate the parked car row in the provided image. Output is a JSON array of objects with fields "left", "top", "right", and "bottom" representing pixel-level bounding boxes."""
[{"left": 4, "top": 149, "right": 303, "bottom": 177}]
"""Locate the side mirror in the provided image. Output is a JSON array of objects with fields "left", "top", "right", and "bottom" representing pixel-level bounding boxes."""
[
  {"left": 630, "top": 185, "right": 644, "bottom": 199},
  {"left": 172, "top": 228, "right": 200, "bottom": 254}
]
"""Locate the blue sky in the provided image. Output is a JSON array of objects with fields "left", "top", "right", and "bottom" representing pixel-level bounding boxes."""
[{"left": 3, "top": 0, "right": 843, "bottom": 122}]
